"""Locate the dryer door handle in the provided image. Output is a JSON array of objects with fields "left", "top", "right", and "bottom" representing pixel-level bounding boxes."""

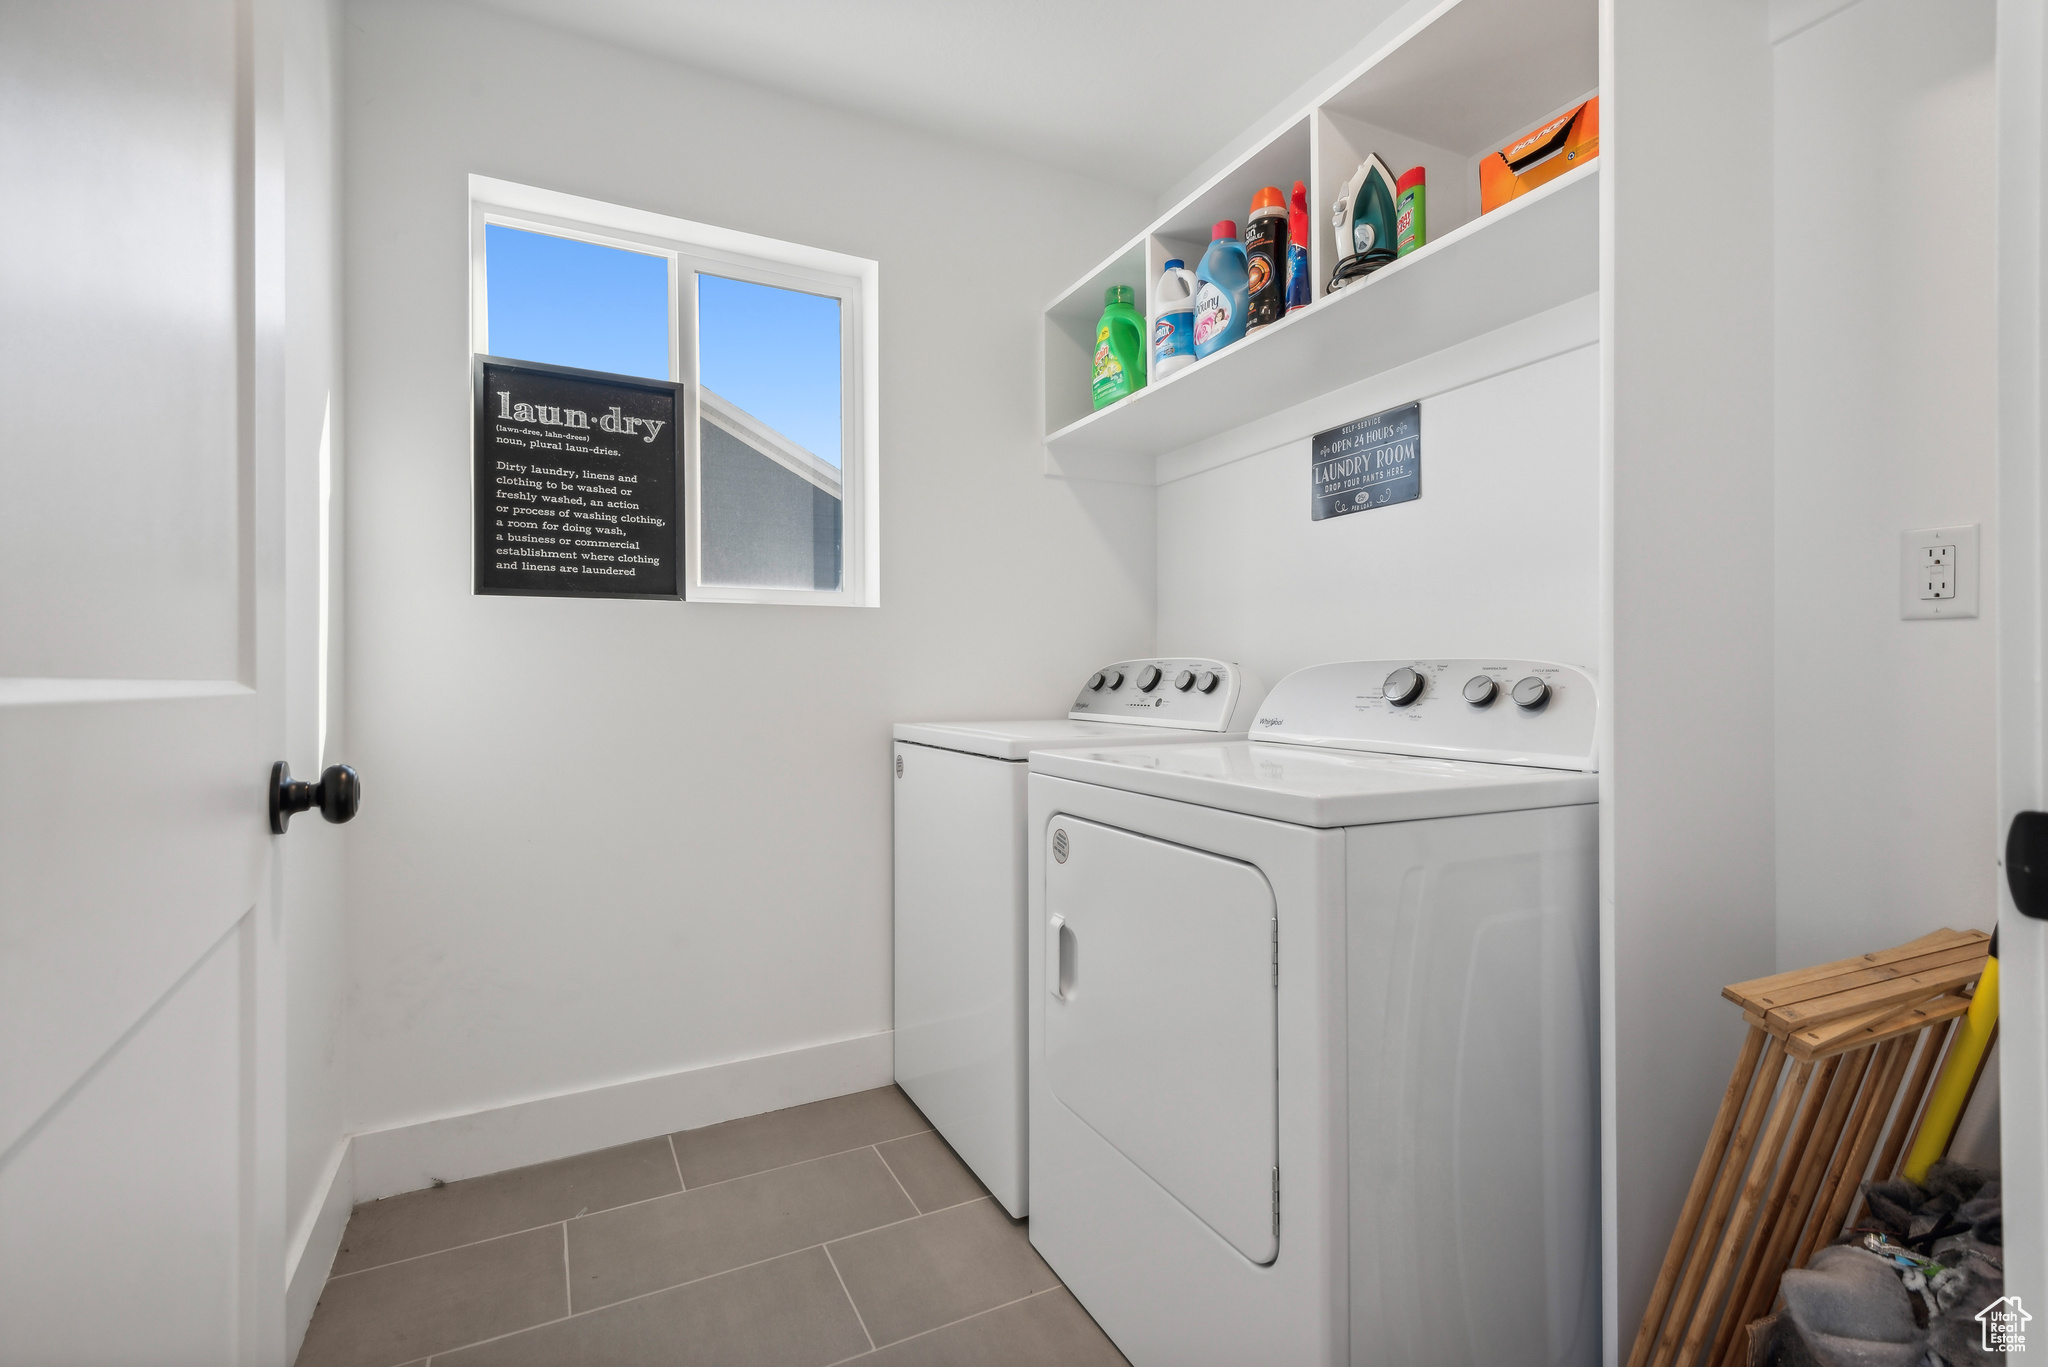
[{"left": 1048, "top": 915, "right": 1077, "bottom": 1000}]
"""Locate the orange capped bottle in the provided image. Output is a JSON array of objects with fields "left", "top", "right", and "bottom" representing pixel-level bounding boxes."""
[{"left": 1243, "top": 186, "right": 1287, "bottom": 333}]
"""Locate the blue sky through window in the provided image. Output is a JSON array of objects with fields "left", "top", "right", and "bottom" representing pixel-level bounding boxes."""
[
  {"left": 484, "top": 226, "right": 843, "bottom": 468},
  {"left": 485, "top": 224, "right": 669, "bottom": 380},
  {"left": 699, "top": 275, "right": 842, "bottom": 468}
]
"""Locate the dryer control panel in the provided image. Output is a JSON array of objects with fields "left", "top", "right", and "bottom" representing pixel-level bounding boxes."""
[
  {"left": 1250, "top": 659, "right": 1598, "bottom": 771},
  {"left": 1067, "top": 658, "right": 1262, "bottom": 733}
]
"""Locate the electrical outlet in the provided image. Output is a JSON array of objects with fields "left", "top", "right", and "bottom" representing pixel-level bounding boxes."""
[
  {"left": 1901, "top": 525, "right": 1979, "bottom": 619},
  {"left": 1921, "top": 544, "right": 1956, "bottom": 599}
]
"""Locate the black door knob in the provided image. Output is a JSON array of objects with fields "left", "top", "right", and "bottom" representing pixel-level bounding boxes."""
[
  {"left": 2006, "top": 810, "right": 2048, "bottom": 919},
  {"left": 271, "top": 760, "right": 361, "bottom": 834}
]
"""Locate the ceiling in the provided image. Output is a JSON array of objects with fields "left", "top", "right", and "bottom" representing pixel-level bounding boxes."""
[{"left": 468, "top": 0, "right": 1410, "bottom": 194}]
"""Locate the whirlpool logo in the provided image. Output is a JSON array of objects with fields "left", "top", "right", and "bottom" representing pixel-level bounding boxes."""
[{"left": 1258, "top": 717, "right": 1285, "bottom": 727}]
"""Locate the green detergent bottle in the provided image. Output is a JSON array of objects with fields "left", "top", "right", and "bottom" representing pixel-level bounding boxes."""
[{"left": 1091, "top": 285, "right": 1146, "bottom": 409}]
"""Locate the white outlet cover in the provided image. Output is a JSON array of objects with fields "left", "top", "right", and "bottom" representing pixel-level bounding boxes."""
[{"left": 1901, "top": 524, "right": 1980, "bottom": 619}]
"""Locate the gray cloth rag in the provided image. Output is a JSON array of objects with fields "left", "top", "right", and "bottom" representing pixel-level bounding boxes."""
[
  {"left": 1862, "top": 1162, "right": 1999, "bottom": 1249},
  {"left": 1779, "top": 1246, "right": 1923, "bottom": 1364},
  {"left": 1773, "top": 1240, "right": 2006, "bottom": 1366}
]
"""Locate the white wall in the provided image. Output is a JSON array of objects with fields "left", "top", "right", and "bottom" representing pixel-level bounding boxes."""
[
  {"left": 1149, "top": 0, "right": 1433, "bottom": 216},
  {"left": 1157, "top": 339, "right": 1601, "bottom": 684},
  {"left": 1772, "top": 0, "right": 1999, "bottom": 967},
  {"left": 1602, "top": 1, "right": 1778, "bottom": 1354},
  {"left": 342, "top": 0, "right": 1154, "bottom": 1143},
  {"left": 281, "top": 0, "right": 350, "bottom": 1346},
  {"left": 1994, "top": 0, "right": 2048, "bottom": 1307}
]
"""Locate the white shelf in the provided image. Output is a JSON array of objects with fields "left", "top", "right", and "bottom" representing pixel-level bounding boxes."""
[
  {"left": 1045, "top": 159, "right": 1598, "bottom": 471},
  {"left": 1038, "top": 0, "right": 1597, "bottom": 477},
  {"left": 1040, "top": 116, "right": 1313, "bottom": 444}
]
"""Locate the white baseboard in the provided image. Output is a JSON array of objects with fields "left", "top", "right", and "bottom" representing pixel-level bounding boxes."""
[
  {"left": 286, "top": 1138, "right": 354, "bottom": 1362},
  {"left": 349, "top": 1030, "right": 895, "bottom": 1203}
]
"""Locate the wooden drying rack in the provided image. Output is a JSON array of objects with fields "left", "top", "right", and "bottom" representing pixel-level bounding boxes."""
[{"left": 1626, "top": 927, "right": 1992, "bottom": 1367}]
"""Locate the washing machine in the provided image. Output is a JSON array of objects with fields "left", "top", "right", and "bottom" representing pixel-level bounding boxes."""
[
  {"left": 1026, "top": 659, "right": 1601, "bottom": 1367},
  {"left": 893, "top": 657, "right": 1262, "bottom": 1218}
]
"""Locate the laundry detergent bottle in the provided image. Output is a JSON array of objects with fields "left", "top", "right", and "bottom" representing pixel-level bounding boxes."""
[
  {"left": 1193, "top": 220, "right": 1249, "bottom": 359},
  {"left": 1243, "top": 187, "right": 1287, "bottom": 333},
  {"left": 1091, "top": 285, "right": 1147, "bottom": 409},
  {"left": 1152, "top": 258, "right": 1198, "bottom": 380},
  {"left": 1285, "top": 180, "right": 1312, "bottom": 314}
]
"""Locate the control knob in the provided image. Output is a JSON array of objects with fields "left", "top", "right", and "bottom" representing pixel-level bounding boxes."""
[
  {"left": 1462, "top": 675, "right": 1497, "bottom": 706},
  {"left": 1173, "top": 669, "right": 1195, "bottom": 691},
  {"left": 1137, "top": 665, "right": 1162, "bottom": 693},
  {"left": 1105, "top": 670, "right": 1124, "bottom": 690},
  {"left": 1512, "top": 676, "right": 1550, "bottom": 709},
  {"left": 1383, "top": 667, "right": 1425, "bottom": 706},
  {"left": 1196, "top": 670, "right": 1220, "bottom": 693},
  {"left": 1088, "top": 672, "right": 1107, "bottom": 691}
]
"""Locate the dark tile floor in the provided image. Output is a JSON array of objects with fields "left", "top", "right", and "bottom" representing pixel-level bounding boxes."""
[{"left": 295, "top": 1086, "right": 1129, "bottom": 1367}]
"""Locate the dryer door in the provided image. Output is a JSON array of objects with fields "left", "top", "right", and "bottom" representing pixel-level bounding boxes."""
[{"left": 1043, "top": 816, "right": 1278, "bottom": 1264}]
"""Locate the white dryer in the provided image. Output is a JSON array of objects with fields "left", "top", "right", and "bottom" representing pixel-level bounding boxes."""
[
  {"left": 1026, "top": 660, "right": 1601, "bottom": 1367},
  {"left": 893, "top": 658, "right": 1261, "bottom": 1218}
]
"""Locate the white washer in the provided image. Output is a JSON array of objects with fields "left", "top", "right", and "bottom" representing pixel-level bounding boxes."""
[
  {"left": 1026, "top": 659, "right": 1601, "bottom": 1367},
  {"left": 893, "top": 658, "right": 1262, "bottom": 1217}
]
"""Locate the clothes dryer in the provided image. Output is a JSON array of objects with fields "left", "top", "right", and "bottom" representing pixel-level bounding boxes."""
[
  {"left": 1026, "top": 660, "right": 1601, "bottom": 1367},
  {"left": 893, "top": 658, "right": 1261, "bottom": 1217}
]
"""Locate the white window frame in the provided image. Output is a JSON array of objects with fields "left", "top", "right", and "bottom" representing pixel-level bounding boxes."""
[{"left": 468, "top": 174, "right": 879, "bottom": 607}]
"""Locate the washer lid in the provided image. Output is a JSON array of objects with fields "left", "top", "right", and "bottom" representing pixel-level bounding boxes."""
[
  {"left": 1029, "top": 740, "right": 1596, "bottom": 827},
  {"left": 893, "top": 718, "right": 1238, "bottom": 762}
]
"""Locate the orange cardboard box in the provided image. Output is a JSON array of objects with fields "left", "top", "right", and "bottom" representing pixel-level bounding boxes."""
[{"left": 1479, "top": 96, "right": 1599, "bottom": 215}]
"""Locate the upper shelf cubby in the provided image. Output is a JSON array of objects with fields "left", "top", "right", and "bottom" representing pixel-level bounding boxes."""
[
  {"left": 1321, "top": 0, "right": 1597, "bottom": 159},
  {"left": 1043, "top": 0, "right": 1598, "bottom": 475},
  {"left": 1042, "top": 116, "right": 1312, "bottom": 449}
]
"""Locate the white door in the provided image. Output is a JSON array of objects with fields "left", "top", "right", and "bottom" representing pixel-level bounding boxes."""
[
  {"left": 0, "top": 4, "right": 291, "bottom": 1363},
  {"left": 1043, "top": 817, "right": 1278, "bottom": 1264},
  {"left": 1999, "top": 0, "right": 2048, "bottom": 1315}
]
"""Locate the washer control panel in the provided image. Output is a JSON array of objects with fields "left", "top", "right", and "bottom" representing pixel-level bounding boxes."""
[
  {"left": 1250, "top": 659, "right": 1598, "bottom": 770},
  {"left": 1068, "top": 658, "right": 1261, "bottom": 732}
]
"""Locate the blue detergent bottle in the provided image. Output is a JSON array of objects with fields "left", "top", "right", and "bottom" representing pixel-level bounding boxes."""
[{"left": 1193, "top": 220, "right": 1249, "bottom": 359}]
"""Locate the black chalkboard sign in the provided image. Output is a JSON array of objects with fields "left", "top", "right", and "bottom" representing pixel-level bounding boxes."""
[
  {"left": 1311, "top": 401, "right": 1420, "bottom": 520},
  {"left": 473, "top": 356, "right": 685, "bottom": 599}
]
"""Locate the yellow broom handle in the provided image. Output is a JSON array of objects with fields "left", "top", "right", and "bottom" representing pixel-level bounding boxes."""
[{"left": 1902, "top": 951, "right": 2000, "bottom": 1185}]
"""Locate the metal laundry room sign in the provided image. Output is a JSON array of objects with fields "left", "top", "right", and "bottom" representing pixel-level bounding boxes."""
[{"left": 1310, "top": 401, "right": 1419, "bottom": 520}]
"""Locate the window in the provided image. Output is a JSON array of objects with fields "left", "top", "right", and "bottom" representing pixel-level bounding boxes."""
[
  {"left": 470, "top": 177, "right": 878, "bottom": 605},
  {"left": 483, "top": 225, "right": 669, "bottom": 381}
]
